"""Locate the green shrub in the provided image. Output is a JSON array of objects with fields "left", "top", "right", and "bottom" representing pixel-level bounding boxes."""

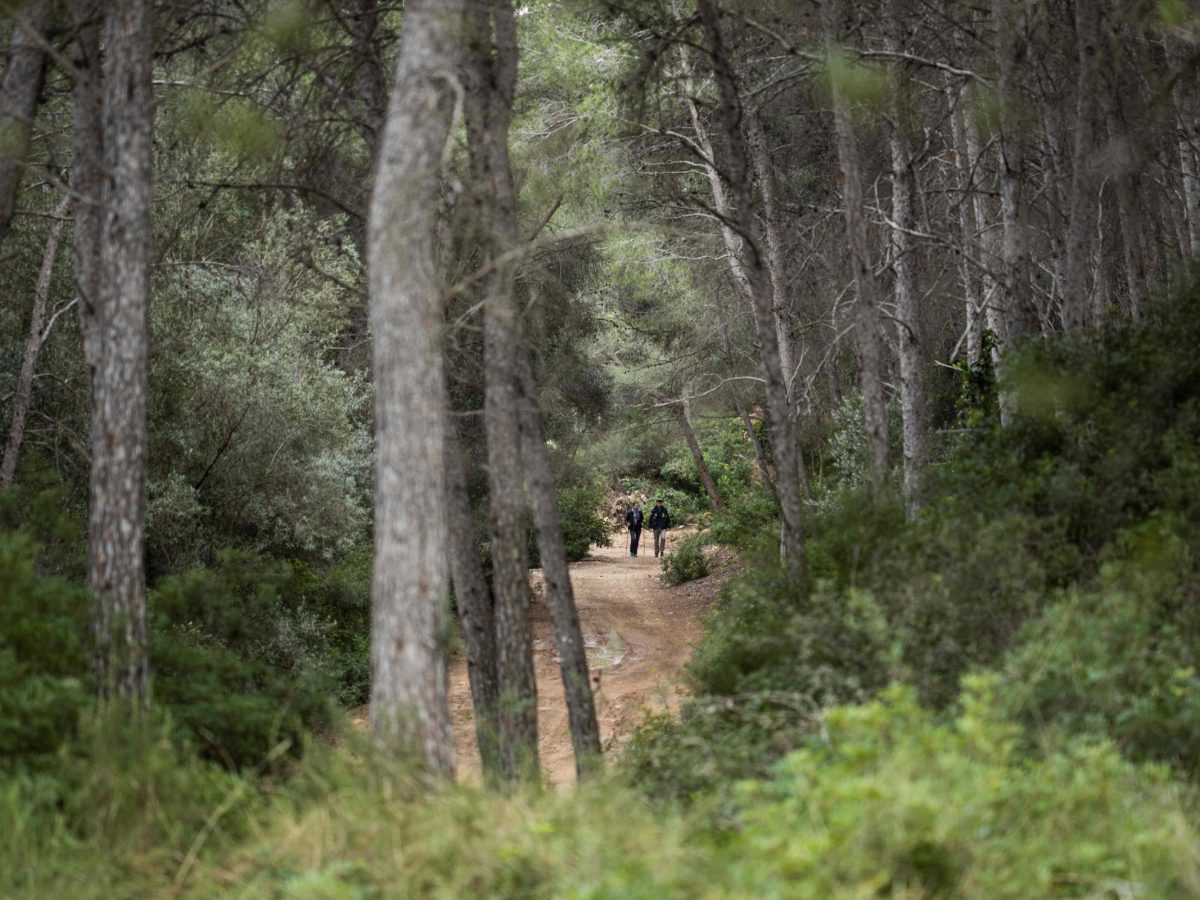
[
  {"left": 728, "top": 680, "right": 1200, "bottom": 899},
  {"left": 0, "top": 533, "right": 90, "bottom": 767},
  {"left": 1002, "top": 516, "right": 1200, "bottom": 769},
  {"left": 689, "top": 565, "right": 892, "bottom": 702},
  {"left": 557, "top": 482, "right": 614, "bottom": 561},
  {"left": 151, "top": 551, "right": 337, "bottom": 767},
  {"left": 661, "top": 532, "right": 708, "bottom": 585}
]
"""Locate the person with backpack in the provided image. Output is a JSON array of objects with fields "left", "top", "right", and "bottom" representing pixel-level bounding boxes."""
[
  {"left": 625, "top": 503, "right": 644, "bottom": 557},
  {"left": 648, "top": 498, "right": 671, "bottom": 557}
]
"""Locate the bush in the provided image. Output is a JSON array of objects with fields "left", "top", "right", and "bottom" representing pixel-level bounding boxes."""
[
  {"left": 1002, "top": 517, "right": 1200, "bottom": 770},
  {"left": 151, "top": 551, "right": 337, "bottom": 767},
  {"left": 729, "top": 680, "right": 1200, "bottom": 899},
  {"left": 557, "top": 482, "right": 614, "bottom": 561},
  {"left": 661, "top": 532, "right": 708, "bottom": 585},
  {"left": 0, "top": 533, "right": 90, "bottom": 766},
  {"left": 688, "top": 565, "right": 892, "bottom": 702}
]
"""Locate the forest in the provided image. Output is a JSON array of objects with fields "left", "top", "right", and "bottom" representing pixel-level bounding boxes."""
[{"left": 5, "top": 0, "right": 1200, "bottom": 895}]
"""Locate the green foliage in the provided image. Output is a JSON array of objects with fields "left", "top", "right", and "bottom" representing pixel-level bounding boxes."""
[
  {"left": 0, "top": 531, "right": 352, "bottom": 773},
  {"left": 661, "top": 532, "right": 708, "bottom": 585},
  {"left": 151, "top": 552, "right": 339, "bottom": 767},
  {"left": 622, "top": 699, "right": 812, "bottom": 805},
  {"left": 149, "top": 210, "right": 370, "bottom": 568},
  {"left": 556, "top": 482, "right": 615, "bottom": 562},
  {"left": 0, "top": 533, "right": 89, "bottom": 766},
  {"left": 1002, "top": 516, "right": 1200, "bottom": 769},
  {"left": 6, "top": 684, "right": 1199, "bottom": 899},
  {"left": 689, "top": 565, "right": 891, "bottom": 703},
  {"left": 729, "top": 680, "right": 1199, "bottom": 899}
]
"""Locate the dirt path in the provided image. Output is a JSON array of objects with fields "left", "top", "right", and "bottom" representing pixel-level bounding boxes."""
[{"left": 448, "top": 532, "right": 723, "bottom": 785}]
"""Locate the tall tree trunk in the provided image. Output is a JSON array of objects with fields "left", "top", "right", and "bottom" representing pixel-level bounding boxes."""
[
  {"left": 994, "top": 0, "right": 1037, "bottom": 341},
  {"left": 1, "top": 195, "right": 69, "bottom": 489},
  {"left": 1108, "top": 107, "right": 1147, "bottom": 320},
  {"left": 823, "top": 0, "right": 891, "bottom": 495},
  {"left": 695, "top": 0, "right": 806, "bottom": 584},
  {"left": 367, "top": 0, "right": 462, "bottom": 775},
  {"left": 71, "top": 0, "right": 104, "bottom": 377},
  {"left": 673, "top": 398, "right": 724, "bottom": 509},
  {"left": 886, "top": 4, "right": 928, "bottom": 518},
  {"left": 83, "top": 0, "right": 154, "bottom": 701},
  {"left": 745, "top": 106, "right": 813, "bottom": 504},
  {"left": 514, "top": 331, "right": 603, "bottom": 778},
  {"left": 442, "top": 397, "right": 501, "bottom": 783},
  {"left": 1061, "top": 0, "right": 1100, "bottom": 333},
  {"left": 960, "top": 82, "right": 1006, "bottom": 352},
  {"left": 716, "top": 301, "right": 777, "bottom": 499},
  {"left": 0, "top": 0, "right": 50, "bottom": 248},
  {"left": 948, "top": 83, "right": 983, "bottom": 362},
  {"left": 465, "top": 0, "right": 539, "bottom": 783}
]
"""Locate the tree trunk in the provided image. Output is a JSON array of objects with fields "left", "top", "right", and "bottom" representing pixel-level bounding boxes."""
[
  {"left": 994, "top": 0, "right": 1037, "bottom": 341},
  {"left": 71, "top": 0, "right": 104, "bottom": 377},
  {"left": 465, "top": 0, "right": 539, "bottom": 783},
  {"left": 886, "top": 4, "right": 928, "bottom": 518},
  {"left": 514, "top": 330, "right": 603, "bottom": 779},
  {"left": 673, "top": 398, "right": 724, "bottom": 509},
  {"left": 823, "top": 0, "right": 891, "bottom": 496},
  {"left": 948, "top": 83, "right": 983, "bottom": 362},
  {"left": 0, "top": 0, "right": 50, "bottom": 248},
  {"left": 731, "top": 389, "right": 777, "bottom": 499},
  {"left": 695, "top": 0, "right": 806, "bottom": 584},
  {"left": 960, "top": 82, "right": 1006, "bottom": 352},
  {"left": 1108, "top": 108, "right": 1147, "bottom": 321},
  {"left": 367, "top": 0, "right": 462, "bottom": 775},
  {"left": 1061, "top": 0, "right": 1099, "bottom": 333},
  {"left": 0, "top": 195, "right": 70, "bottom": 490},
  {"left": 745, "top": 106, "right": 813, "bottom": 504},
  {"left": 442, "top": 397, "right": 501, "bottom": 783},
  {"left": 82, "top": 0, "right": 155, "bottom": 702}
]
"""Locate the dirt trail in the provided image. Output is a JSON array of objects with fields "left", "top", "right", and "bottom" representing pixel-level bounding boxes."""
[{"left": 448, "top": 532, "right": 721, "bottom": 785}]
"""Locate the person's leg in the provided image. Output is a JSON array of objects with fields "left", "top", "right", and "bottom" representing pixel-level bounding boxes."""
[
  {"left": 654, "top": 528, "right": 665, "bottom": 556},
  {"left": 630, "top": 528, "right": 640, "bottom": 556}
]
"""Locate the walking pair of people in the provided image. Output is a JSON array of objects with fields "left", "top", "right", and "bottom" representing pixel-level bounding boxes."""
[{"left": 625, "top": 499, "right": 671, "bottom": 557}]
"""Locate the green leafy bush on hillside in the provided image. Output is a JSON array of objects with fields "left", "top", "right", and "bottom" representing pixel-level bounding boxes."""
[
  {"left": 5, "top": 680, "right": 1198, "bottom": 899},
  {"left": 661, "top": 532, "right": 708, "bottom": 585}
]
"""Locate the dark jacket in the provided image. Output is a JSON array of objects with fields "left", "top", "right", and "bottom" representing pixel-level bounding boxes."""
[
  {"left": 625, "top": 508, "right": 644, "bottom": 530},
  {"left": 648, "top": 505, "right": 671, "bottom": 529}
]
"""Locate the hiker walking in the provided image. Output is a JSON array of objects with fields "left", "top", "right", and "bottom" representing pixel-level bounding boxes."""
[
  {"left": 625, "top": 503, "right": 644, "bottom": 557},
  {"left": 648, "top": 498, "right": 671, "bottom": 557}
]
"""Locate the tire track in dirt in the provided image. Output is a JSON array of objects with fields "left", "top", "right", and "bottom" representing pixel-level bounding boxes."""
[{"left": 448, "top": 532, "right": 723, "bottom": 785}]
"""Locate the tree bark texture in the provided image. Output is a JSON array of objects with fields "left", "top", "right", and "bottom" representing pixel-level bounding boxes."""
[
  {"left": 515, "top": 330, "right": 603, "bottom": 778},
  {"left": 465, "top": 0, "right": 539, "bottom": 783},
  {"left": 1061, "top": 0, "right": 1100, "bottom": 333},
  {"left": 0, "top": 195, "right": 70, "bottom": 490},
  {"left": 674, "top": 399, "right": 724, "bottom": 510},
  {"left": 77, "top": 0, "right": 155, "bottom": 702},
  {"left": 695, "top": 0, "right": 806, "bottom": 584},
  {"left": 71, "top": 0, "right": 104, "bottom": 376},
  {"left": 823, "top": 0, "right": 891, "bottom": 496},
  {"left": 367, "top": 0, "right": 462, "bottom": 775},
  {"left": 994, "top": 0, "right": 1037, "bottom": 340},
  {"left": 948, "top": 84, "right": 984, "bottom": 362},
  {"left": 745, "top": 106, "right": 813, "bottom": 503},
  {"left": 442, "top": 397, "right": 501, "bottom": 783},
  {"left": 0, "top": 0, "right": 50, "bottom": 247},
  {"left": 886, "top": 5, "right": 928, "bottom": 518},
  {"left": 960, "top": 82, "right": 1007, "bottom": 352}
]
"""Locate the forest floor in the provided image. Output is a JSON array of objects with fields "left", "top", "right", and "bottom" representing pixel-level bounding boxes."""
[{"left": 447, "top": 531, "right": 733, "bottom": 785}]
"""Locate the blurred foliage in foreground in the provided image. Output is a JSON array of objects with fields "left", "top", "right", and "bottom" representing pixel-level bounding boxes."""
[{"left": 8, "top": 264, "right": 1200, "bottom": 897}]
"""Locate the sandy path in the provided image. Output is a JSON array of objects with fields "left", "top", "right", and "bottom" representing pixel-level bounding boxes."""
[{"left": 448, "top": 532, "right": 718, "bottom": 785}]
